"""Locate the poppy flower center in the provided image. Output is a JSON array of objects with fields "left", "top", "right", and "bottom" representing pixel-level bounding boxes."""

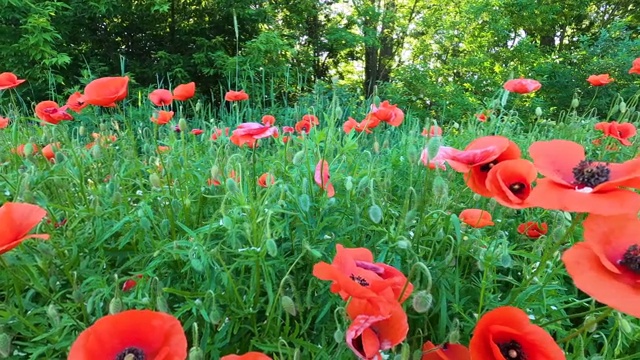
[
  {"left": 508, "top": 182, "right": 526, "bottom": 194},
  {"left": 115, "top": 347, "right": 145, "bottom": 360},
  {"left": 499, "top": 340, "right": 526, "bottom": 360},
  {"left": 572, "top": 160, "right": 610, "bottom": 188},
  {"left": 620, "top": 244, "right": 640, "bottom": 274},
  {"left": 480, "top": 161, "right": 497, "bottom": 172},
  {"left": 349, "top": 274, "right": 370, "bottom": 287}
]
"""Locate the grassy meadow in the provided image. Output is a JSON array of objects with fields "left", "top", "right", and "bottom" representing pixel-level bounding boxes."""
[{"left": 1, "top": 67, "right": 640, "bottom": 360}]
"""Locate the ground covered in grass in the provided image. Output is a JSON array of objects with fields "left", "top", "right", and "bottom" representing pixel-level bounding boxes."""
[{"left": 1, "top": 64, "right": 640, "bottom": 359}]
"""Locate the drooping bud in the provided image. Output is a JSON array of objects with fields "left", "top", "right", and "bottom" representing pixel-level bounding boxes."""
[
  {"left": 571, "top": 98, "right": 580, "bottom": 108},
  {"left": 411, "top": 290, "right": 433, "bottom": 313},
  {"left": 535, "top": 107, "right": 543, "bottom": 117},
  {"left": 620, "top": 101, "right": 627, "bottom": 113},
  {"left": 292, "top": 150, "right": 306, "bottom": 165},
  {"left": 281, "top": 295, "right": 297, "bottom": 316}
]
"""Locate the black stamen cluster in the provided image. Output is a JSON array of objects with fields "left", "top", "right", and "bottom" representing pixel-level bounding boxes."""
[{"left": 572, "top": 160, "right": 610, "bottom": 188}]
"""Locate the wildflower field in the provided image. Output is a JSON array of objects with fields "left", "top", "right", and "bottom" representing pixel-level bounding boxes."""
[{"left": 2, "top": 58, "right": 640, "bottom": 360}]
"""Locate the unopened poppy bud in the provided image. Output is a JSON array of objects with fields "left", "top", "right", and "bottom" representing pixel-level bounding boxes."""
[
  {"left": 156, "top": 296, "right": 169, "bottom": 313},
  {"left": 55, "top": 151, "right": 65, "bottom": 163},
  {"left": 79, "top": 125, "right": 86, "bottom": 136},
  {"left": 448, "top": 328, "right": 461, "bottom": 344},
  {"left": 47, "top": 304, "right": 60, "bottom": 326},
  {"left": 620, "top": 101, "right": 627, "bottom": 113},
  {"left": 72, "top": 288, "right": 83, "bottom": 303},
  {"left": 292, "top": 150, "right": 305, "bottom": 165},
  {"left": 91, "top": 144, "right": 101, "bottom": 158},
  {"left": 345, "top": 176, "right": 353, "bottom": 191},
  {"left": 619, "top": 316, "right": 632, "bottom": 334},
  {"left": 382, "top": 139, "right": 390, "bottom": 149},
  {"left": 22, "top": 190, "right": 35, "bottom": 203},
  {"left": 432, "top": 175, "right": 448, "bottom": 200},
  {"left": 109, "top": 297, "right": 123, "bottom": 315},
  {"left": 265, "top": 238, "right": 278, "bottom": 257},
  {"left": 333, "top": 329, "right": 343, "bottom": 343},
  {"left": 195, "top": 100, "right": 202, "bottom": 113},
  {"left": 178, "top": 118, "right": 188, "bottom": 132},
  {"left": 571, "top": 98, "right": 579, "bottom": 108},
  {"left": 472, "top": 193, "right": 482, "bottom": 201},
  {"left": 23, "top": 143, "right": 34, "bottom": 157},
  {"left": 368, "top": 204, "right": 383, "bottom": 224},
  {"left": 226, "top": 177, "right": 239, "bottom": 193},
  {"left": 112, "top": 191, "right": 122, "bottom": 204},
  {"left": 357, "top": 176, "right": 369, "bottom": 193},
  {"left": 426, "top": 136, "right": 441, "bottom": 161},
  {"left": 373, "top": 140, "right": 380, "bottom": 154},
  {"left": 0, "top": 333, "right": 11, "bottom": 358},
  {"left": 396, "top": 239, "right": 411, "bottom": 249},
  {"left": 612, "top": 105, "right": 619, "bottom": 114},
  {"left": 535, "top": 107, "right": 543, "bottom": 117},
  {"left": 149, "top": 173, "right": 161, "bottom": 188},
  {"left": 100, "top": 123, "right": 107, "bottom": 132},
  {"left": 281, "top": 295, "right": 297, "bottom": 316},
  {"left": 584, "top": 315, "right": 598, "bottom": 332},
  {"left": 293, "top": 348, "right": 302, "bottom": 360},
  {"left": 210, "top": 165, "right": 220, "bottom": 179},
  {"left": 411, "top": 290, "right": 433, "bottom": 313},
  {"left": 188, "top": 347, "right": 204, "bottom": 360}
]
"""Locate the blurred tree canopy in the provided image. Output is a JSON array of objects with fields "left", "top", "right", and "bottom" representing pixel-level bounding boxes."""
[{"left": 0, "top": 0, "right": 638, "bottom": 119}]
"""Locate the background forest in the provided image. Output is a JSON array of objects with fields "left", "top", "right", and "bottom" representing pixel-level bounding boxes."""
[{"left": 2, "top": 0, "right": 639, "bottom": 121}]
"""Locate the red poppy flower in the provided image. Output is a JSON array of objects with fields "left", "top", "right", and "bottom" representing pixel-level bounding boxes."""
[
  {"left": 211, "top": 128, "right": 224, "bottom": 140},
  {"left": 475, "top": 113, "right": 487, "bottom": 122},
  {"left": 172, "top": 82, "right": 195, "bottom": 101},
  {"left": 0, "top": 116, "right": 9, "bottom": 129},
  {"left": 157, "top": 146, "right": 170, "bottom": 153},
  {"left": 261, "top": 115, "right": 276, "bottom": 126},
  {"left": 368, "top": 101, "right": 404, "bottom": 127},
  {"left": 345, "top": 297, "right": 408, "bottom": 360},
  {"left": 66, "top": 92, "right": 88, "bottom": 113},
  {"left": 421, "top": 125, "right": 442, "bottom": 137},
  {"left": 13, "top": 143, "right": 39, "bottom": 157},
  {"left": 587, "top": 74, "right": 614, "bottom": 86},
  {"left": 469, "top": 306, "right": 565, "bottom": 360},
  {"left": 527, "top": 139, "right": 640, "bottom": 215},
  {"left": 445, "top": 136, "right": 521, "bottom": 197},
  {"left": 229, "top": 122, "right": 278, "bottom": 147},
  {"left": 86, "top": 133, "right": 117, "bottom": 149},
  {"left": 517, "top": 221, "right": 548, "bottom": 239},
  {"left": 629, "top": 58, "right": 640, "bottom": 75},
  {"left": 225, "top": 90, "right": 249, "bottom": 101},
  {"left": 257, "top": 173, "right": 275, "bottom": 188},
  {"left": 122, "top": 275, "right": 143, "bottom": 292},
  {"left": 0, "top": 72, "right": 26, "bottom": 90},
  {"left": 151, "top": 110, "right": 174, "bottom": 125},
  {"left": 221, "top": 352, "right": 272, "bottom": 360},
  {"left": 68, "top": 309, "right": 187, "bottom": 360},
  {"left": 191, "top": 128, "right": 203, "bottom": 135},
  {"left": 594, "top": 121, "right": 636, "bottom": 146},
  {"left": 420, "top": 341, "right": 470, "bottom": 360},
  {"left": 282, "top": 126, "right": 294, "bottom": 134},
  {"left": 0, "top": 202, "right": 49, "bottom": 254},
  {"left": 79, "top": 76, "right": 129, "bottom": 107},
  {"left": 312, "top": 244, "right": 413, "bottom": 305},
  {"left": 314, "top": 159, "right": 335, "bottom": 197},
  {"left": 485, "top": 159, "right": 537, "bottom": 209},
  {"left": 563, "top": 214, "right": 640, "bottom": 318},
  {"left": 42, "top": 143, "right": 61, "bottom": 163},
  {"left": 35, "top": 101, "right": 73, "bottom": 125},
  {"left": 459, "top": 209, "right": 493, "bottom": 228},
  {"left": 149, "top": 89, "right": 173, "bottom": 106},
  {"left": 503, "top": 78, "right": 541, "bottom": 94}
]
